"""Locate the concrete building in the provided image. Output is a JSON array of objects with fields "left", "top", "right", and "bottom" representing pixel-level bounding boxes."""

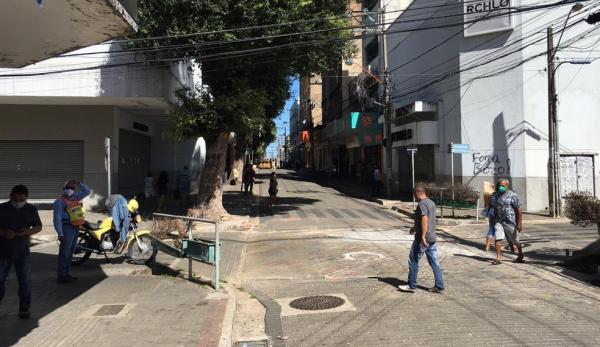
[
  {"left": 308, "top": 0, "right": 379, "bottom": 178},
  {"left": 0, "top": 43, "right": 200, "bottom": 208},
  {"left": 299, "top": 75, "right": 323, "bottom": 170},
  {"left": 1, "top": 0, "right": 137, "bottom": 67},
  {"left": 383, "top": 0, "right": 600, "bottom": 211},
  {"left": 288, "top": 99, "right": 302, "bottom": 167}
]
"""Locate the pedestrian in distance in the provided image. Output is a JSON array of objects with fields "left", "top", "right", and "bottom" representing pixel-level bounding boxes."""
[
  {"left": 268, "top": 172, "right": 279, "bottom": 211},
  {"left": 490, "top": 178, "right": 524, "bottom": 264},
  {"left": 371, "top": 165, "right": 382, "bottom": 197},
  {"left": 53, "top": 180, "right": 91, "bottom": 283},
  {"left": 0, "top": 185, "right": 43, "bottom": 319},
  {"left": 144, "top": 171, "right": 156, "bottom": 200},
  {"left": 243, "top": 163, "right": 255, "bottom": 195},
  {"left": 176, "top": 166, "right": 191, "bottom": 206},
  {"left": 157, "top": 171, "right": 169, "bottom": 212},
  {"left": 399, "top": 185, "right": 445, "bottom": 293}
]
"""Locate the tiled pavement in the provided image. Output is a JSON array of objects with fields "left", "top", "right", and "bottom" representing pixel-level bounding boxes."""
[
  {"left": 245, "top": 238, "right": 600, "bottom": 346},
  {"left": 0, "top": 242, "right": 229, "bottom": 347},
  {"left": 238, "top": 172, "right": 600, "bottom": 346}
]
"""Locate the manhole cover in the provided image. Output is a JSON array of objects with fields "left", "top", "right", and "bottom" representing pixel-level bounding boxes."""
[
  {"left": 93, "top": 304, "right": 126, "bottom": 317},
  {"left": 289, "top": 295, "right": 345, "bottom": 311}
]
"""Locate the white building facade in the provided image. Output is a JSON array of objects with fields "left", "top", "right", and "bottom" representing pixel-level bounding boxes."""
[
  {"left": 383, "top": 0, "right": 600, "bottom": 211},
  {"left": 0, "top": 43, "right": 201, "bottom": 208}
]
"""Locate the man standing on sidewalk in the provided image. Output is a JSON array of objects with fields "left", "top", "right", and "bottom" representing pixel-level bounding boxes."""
[
  {"left": 53, "top": 180, "right": 91, "bottom": 283},
  {"left": 0, "top": 185, "right": 43, "bottom": 319},
  {"left": 399, "top": 186, "right": 445, "bottom": 293},
  {"left": 490, "top": 178, "right": 524, "bottom": 264}
]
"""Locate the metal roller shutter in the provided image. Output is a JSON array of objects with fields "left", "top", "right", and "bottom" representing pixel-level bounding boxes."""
[
  {"left": 118, "top": 130, "right": 150, "bottom": 198},
  {"left": 0, "top": 140, "right": 84, "bottom": 199}
]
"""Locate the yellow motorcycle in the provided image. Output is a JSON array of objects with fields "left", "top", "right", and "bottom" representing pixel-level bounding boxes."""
[{"left": 72, "top": 209, "right": 155, "bottom": 265}]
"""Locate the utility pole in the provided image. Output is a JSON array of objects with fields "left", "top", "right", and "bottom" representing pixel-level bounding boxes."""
[
  {"left": 381, "top": 6, "right": 393, "bottom": 199},
  {"left": 546, "top": 4, "right": 586, "bottom": 218}
]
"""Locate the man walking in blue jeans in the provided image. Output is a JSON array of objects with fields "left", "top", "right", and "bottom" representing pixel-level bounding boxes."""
[
  {"left": 0, "top": 185, "right": 43, "bottom": 319},
  {"left": 53, "top": 180, "right": 91, "bottom": 283},
  {"left": 399, "top": 185, "right": 445, "bottom": 293}
]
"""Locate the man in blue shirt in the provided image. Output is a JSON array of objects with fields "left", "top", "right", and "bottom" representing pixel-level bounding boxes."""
[
  {"left": 53, "top": 180, "right": 91, "bottom": 283},
  {"left": 0, "top": 185, "right": 42, "bottom": 319}
]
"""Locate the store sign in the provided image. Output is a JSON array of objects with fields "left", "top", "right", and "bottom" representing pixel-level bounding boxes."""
[
  {"left": 464, "top": 0, "right": 512, "bottom": 37},
  {"left": 391, "top": 129, "right": 413, "bottom": 142}
]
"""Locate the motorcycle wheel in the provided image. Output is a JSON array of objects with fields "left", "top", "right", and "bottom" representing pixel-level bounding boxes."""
[
  {"left": 72, "top": 235, "right": 93, "bottom": 265},
  {"left": 127, "top": 234, "right": 156, "bottom": 265}
]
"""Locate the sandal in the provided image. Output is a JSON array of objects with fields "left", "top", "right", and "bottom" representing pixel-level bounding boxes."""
[
  {"left": 492, "top": 260, "right": 502, "bottom": 265},
  {"left": 514, "top": 258, "right": 525, "bottom": 263}
]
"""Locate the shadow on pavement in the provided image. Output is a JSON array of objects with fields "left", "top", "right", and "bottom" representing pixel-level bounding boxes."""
[
  {"left": 369, "top": 277, "right": 430, "bottom": 292},
  {"left": 0, "top": 251, "right": 107, "bottom": 346}
]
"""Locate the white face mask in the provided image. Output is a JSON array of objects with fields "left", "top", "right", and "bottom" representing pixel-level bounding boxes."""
[
  {"left": 64, "top": 189, "right": 75, "bottom": 197},
  {"left": 11, "top": 201, "right": 26, "bottom": 209}
]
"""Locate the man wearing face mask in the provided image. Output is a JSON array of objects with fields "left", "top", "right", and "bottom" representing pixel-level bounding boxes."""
[
  {"left": 53, "top": 180, "right": 91, "bottom": 283},
  {"left": 0, "top": 185, "right": 42, "bottom": 319},
  {"left": 490, "top": 178, "right": 524, "bottom": 264}
]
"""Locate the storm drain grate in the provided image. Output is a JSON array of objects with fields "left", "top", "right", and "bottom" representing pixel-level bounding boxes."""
[
  {"left": 93, "top": 304, "right": 126, "bottom": 317},
  {"left": 289, "top": 295, "right": 345, "bottom": 311}
]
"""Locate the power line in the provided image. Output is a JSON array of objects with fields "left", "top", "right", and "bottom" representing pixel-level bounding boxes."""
[
  {"left": 0, "top": 1, "right": 586, "bottom": 78},
  {"left": 388, "top": 4, "right": 600, "bottom": 100}
]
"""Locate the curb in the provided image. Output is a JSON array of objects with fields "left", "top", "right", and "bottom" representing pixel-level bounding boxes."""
[
  {"left": 219, "top": 286, "right": 237, "bottom": 347},
  {"left": 391, "top": 205, "right": 486, "bottom": 226},
  {"left": 31, "top": 234, "right": 58, "bottom": 243},
  {"left": 244, "top": 284, "right": 286, "bottom": 347}
]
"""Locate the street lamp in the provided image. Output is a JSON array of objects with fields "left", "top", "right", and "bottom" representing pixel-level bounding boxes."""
[{"left": 547, "top": 3, "right": 585, "bottom": 218}]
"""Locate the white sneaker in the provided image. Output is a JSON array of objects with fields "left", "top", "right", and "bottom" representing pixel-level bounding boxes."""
[{"left": 398, "top": 285, "right": 415, "bottom": 293}]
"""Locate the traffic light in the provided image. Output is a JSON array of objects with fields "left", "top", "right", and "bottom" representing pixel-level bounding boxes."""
[{"left": 586, "top": 11, "right": 600, "bottom": 24}]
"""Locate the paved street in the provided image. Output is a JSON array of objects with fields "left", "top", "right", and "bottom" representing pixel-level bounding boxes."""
[
  {"left": 244, "top": 171, "right": 403, "bottom": 232},
  {"left": 237, "top": 171, "right": 600, "bottom": 346},
  {"left": 4, "top": 171, "right": 600, "bottom": 346}
]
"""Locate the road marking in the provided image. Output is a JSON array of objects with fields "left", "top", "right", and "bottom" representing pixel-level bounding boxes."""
[
  {"left": 326, "top": 209, "right": 343, "bottom": 218},
  {"left": 296, "top": 210, "right": 308, "bottom": 218},
  {"left": 341, "top": 209, "right": 359, "bottom": 218},
  {"left": 308, "top": 209, "right": 326, "bottom": 218}
]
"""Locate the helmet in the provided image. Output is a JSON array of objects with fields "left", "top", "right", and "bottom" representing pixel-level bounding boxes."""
[{"left": 127, "top": 199, "right": 139, "bottom": 213}]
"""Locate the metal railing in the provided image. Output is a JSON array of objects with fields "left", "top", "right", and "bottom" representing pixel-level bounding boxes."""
[
  {"left": 152, "top": 213, "right": 220, "bottom": 290},
  {"left": 424, "top": 187, "right": 482, "bottom": 221}
]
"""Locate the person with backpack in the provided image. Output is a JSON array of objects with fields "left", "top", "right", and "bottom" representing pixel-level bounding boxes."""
[{"left": 53, "top": 180, "right": 90, "bottom": 283}]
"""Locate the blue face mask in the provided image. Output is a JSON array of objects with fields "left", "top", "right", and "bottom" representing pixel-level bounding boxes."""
[{"left": 498, "top": 185, "right": 507, "bottom": 193}]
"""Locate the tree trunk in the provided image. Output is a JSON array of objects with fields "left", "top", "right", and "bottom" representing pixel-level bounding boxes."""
[{"left": 190, "top": 132, "right": 230, "bottom": 220}]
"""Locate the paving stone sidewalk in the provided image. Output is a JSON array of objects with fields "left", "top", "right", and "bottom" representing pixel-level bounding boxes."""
[
  {"left": 242, "top": 229, "right": 600, "bottom": 346},
  {"left": 0, "top": 242, "right": 232, "bottom": 347}
]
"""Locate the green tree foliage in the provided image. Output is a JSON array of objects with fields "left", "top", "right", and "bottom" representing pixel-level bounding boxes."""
[
  {"left": 564, "top": 192, "right": 600, "bottom": 236},
  {"left": 136, "top": 0, "right": 356, "bottom": 144}
]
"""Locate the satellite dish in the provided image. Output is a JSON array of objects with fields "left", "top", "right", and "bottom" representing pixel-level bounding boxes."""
[{"left": 189, "top": 137, "right": 206, "bottom": 195}]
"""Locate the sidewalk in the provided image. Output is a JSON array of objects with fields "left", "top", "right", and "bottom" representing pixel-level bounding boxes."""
[
  {"left": 439, "top": 219, "right": 600, "bottom": 280},
  {"left": 0, "top": 241, "right": 234, "bottom": 347}
]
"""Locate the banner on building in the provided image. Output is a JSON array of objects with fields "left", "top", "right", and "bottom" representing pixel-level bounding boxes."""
[
  {"left": 464, "top": 0, "right": 512, "bottom": 37},
  {"left": 358, "top": 112, "right": 383, "bottom": 146}
]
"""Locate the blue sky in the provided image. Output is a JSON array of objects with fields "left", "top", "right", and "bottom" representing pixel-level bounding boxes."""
[{"left": 267, "top": 77, "right": 298, "bottom": 158}]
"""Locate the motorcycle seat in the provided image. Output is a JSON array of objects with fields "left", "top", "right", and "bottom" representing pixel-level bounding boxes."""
[{"left": 82, "top": 222, "right": 99, "bottom": 231}]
